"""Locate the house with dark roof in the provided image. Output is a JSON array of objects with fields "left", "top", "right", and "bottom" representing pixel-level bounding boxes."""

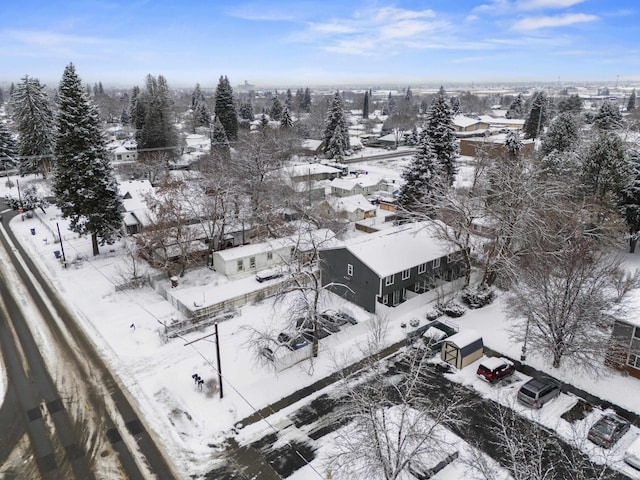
[{"left": 319, "top": 222, "right": 466, "bottom": 313}]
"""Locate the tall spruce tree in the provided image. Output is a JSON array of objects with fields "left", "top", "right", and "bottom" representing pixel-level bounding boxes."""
[
  {"left": 619, "top": 150, "right": 640, "bottom": 253},
  {"left": 540, "top": 112, "right": 580, "bottom": 156},
  {"left": 523, "top": 91, "right": 549, "bottom": 139},
  {"left": 397, "top": 135, "right": 444, "bottom": 217},
  {"left": 628, "top": 90, "right": 637, "bottom": 112},
  {"left": 581, "top": 131, "right": 629, "bottom": 202},
  {"left": 362, "top": 90, "right": 370, "bottom": 119},
  {"left": 53, "top": 63, "right": 123, "bottom": 256},
  {"left": 424, "top": 86, "right": 458, "bottom": 186},
  {"left": 0, "top": 122, "right": 18, "bottom": 170},
  {"left": 210, "top": 115, "right": 230, "bottom": 161},
  {"left": 594, "top": 100, "right": 623, "bottom": 130},
  {"left": 10, "top": 75, "right": 55, "bottom": 176},
  {"left": 270, "top": 97, "right": 283, "bottom": 121},
  {"left": 137, "top": 74, "right": 178, "bottom": 150},
  {"left": 506, "top": 93, "right": 525, "bottom": 119},
  {"left": 322, "top": 91, "right": 350, "bottom": 160},
  {"left": 214, "top": 75, "right": 238, "bottom": 141},
  {"left": 281, "top": 106, "right": 293, "bottom": 129},
  {"left": 302, "top": 87, "right": 312, "bottom": 112}
]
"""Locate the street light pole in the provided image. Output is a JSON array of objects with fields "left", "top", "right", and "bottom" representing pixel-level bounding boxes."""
[{"left": 521, "top": 316, "right": 531, "bottom": 362}]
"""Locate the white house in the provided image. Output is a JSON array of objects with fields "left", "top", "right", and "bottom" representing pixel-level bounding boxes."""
[
  {"left": 112, "top": 140, "right": 138, "bottom": 163},
  {"left": 212, "top": 229, "right": 337, "bottom": 278},
  {"left": 330, "top": 174, "right": 385, "bottom": 198},
  {"left": 118, "top": 180, "right": 155, "bottom": 234}
]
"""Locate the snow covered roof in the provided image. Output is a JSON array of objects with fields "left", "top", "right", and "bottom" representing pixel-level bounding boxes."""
[
  {"left": 327, "top": 194, "right": 376, "bottom": 214},
  {"left": 301, "top": 139, "right": 323, "bottom": 150},
  {"left": 330, "top": 175, "right": 383, "bottom": 190},
  {"left": 445, "top": 330, "right": 483, "bottom": 351},
  {"left": 118, "top": 180, "right": 154, "bottom": 223},
  {"left": 285, "top": 163, "right": 342, "bottom": 177},
  {"left": 478, "top": 115, "right": 525, "bottom": 126},
  {"left": 332, "top": 221, "right": 455, "bottom": 278},
  {"left": 216, "top": 229, "right": 338, "bottom": 262},
  {"left": 453, "top": 115, "right": 483, "bottom": 128},
  {"left": 478, "top": 356, "right": 511, "bottom": 370}
]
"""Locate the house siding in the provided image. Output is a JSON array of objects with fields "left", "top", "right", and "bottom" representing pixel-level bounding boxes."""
[{"left": 319, "top": 248, "right": 379, "bottom": 313}]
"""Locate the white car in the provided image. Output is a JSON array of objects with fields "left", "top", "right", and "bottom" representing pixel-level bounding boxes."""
[{"left": 624, "top": 434, "right": 640, "bottom": 470}]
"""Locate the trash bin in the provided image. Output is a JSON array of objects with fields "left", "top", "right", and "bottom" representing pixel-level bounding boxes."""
[
  {"left": 54, "top": 251, "right": 61, "bottom": 259},
  {"left": 170, "top": 276, "right": 178, "bottom": 288},
  {"left": 30, "top": 228, "right": 36, "bottom": 235}
]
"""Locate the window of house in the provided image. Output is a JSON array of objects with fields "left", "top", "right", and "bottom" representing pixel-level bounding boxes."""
[
  {"left": 267, "top": 252, "right": 273, "bottom": 261},
  {"left": 627, "top": 354, "right": 640, "bottom": 369},
  {"left": 433, "top": 258, "right": 441, "bottom": 269},
  {"left": 385, "top": 274, "right": 394, "bottom": 286},
  {"left": 402, "top": 269, "right": 410, "bottom": 280},
  {"left": 249, "top": 257, "right": 256, "bottom": 269},
  {"left": 418, "top": 263, "right": 426, "bottom": 274},
  {"left": 237, "top": 259, "right": 244, "bottom": 271},
  {"left": 347, "top": 264, "right": 353, "bottom": 276}
]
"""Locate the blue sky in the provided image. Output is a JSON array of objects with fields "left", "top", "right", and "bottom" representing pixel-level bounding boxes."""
[{"left": 1, "top": 0, "right": 638, "bottom": 89}]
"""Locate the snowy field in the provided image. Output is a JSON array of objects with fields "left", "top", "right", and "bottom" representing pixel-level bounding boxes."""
[{"left": 3, "top": 172, "right": 640, "bottom": 478}]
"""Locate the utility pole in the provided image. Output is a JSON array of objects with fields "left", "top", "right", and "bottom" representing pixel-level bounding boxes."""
[
  {"left": 184, "top": 325, "right": 224, "bottom": 399},
  {"left": 56, "top": 222, "right": 67, "bottom": 267}
]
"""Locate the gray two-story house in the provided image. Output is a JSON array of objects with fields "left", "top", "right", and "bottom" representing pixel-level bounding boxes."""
[{"left": 319, "top": 222, "right": 466, "bottom": 313}]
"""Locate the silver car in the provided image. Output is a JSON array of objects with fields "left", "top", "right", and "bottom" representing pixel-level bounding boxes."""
[{"left": 517, "top": 377, "right": 561, "bottom": 408}]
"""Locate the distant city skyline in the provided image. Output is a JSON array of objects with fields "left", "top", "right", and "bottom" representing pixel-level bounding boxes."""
[{"left": 1, "top": 0, "right": 638, "bottom": 90}]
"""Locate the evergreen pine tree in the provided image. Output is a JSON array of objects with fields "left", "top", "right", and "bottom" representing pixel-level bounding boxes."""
[
  {"left": 9, "top": 82, "right": 15, "bottom": 97},
  {"left": 98, "top": 81, "right": 104, "bottom": 95},
  {"left": 581, "top": 131, "right": 629, "bottom": 202},
  {"left": 594, "top": 100, "right": 623, "bottom": 130},
  {"left": 506, "top": 93, "right": 525, "bottom": 119},
  {"left": 210, "top": 115, "right": 230, "bottom": 160},
  {"left": 628, "top": 90, "right": 637, "bottom": 112},
  {"left": 397, "top": 136, "right": 444, "bottom": 218},
  {"left": 192, "top": 83, "right": 204, "bottom": 108},
  {"left": 259, "top": 114, "right": 269, "bottom": 130},
  {"left": 295, "top": 88, "right": 304, "bottom": 112},
  {"left": 523, "top": 91, "right": 549, "bottom": 139},
  {"left": 53, "top": 63, "right": 123, "bottom": 256},
  {"left": 0, "top": 87, "right": 4, "bottom": 104},
  {"left": 302, "top": 87, "right": 312, "bottom": 112},
  {"left": 322, "top": 91, "right": 350, "bottom": 161},
  {"left": 281, "top": 106, "right": 293, "bottom": 129},
  {"left": 557, "top": 94, "right": 583, "bottom": 114},
  {"left": 540, "top": 112, "right": 580, "bottom": 156},
  {"left": 10, "top": 75, "right": 55, "bottom": 176},
  {"left": 504, "top": 130, "right": 523, "bottom": 160},
  {"left": 619, "top": 150, "right": 640, "bottom": 253},
  {"left": 0, "top": 122, "right": 18, "bottom": 170},
  {"left": 239, "top": 102, "right": 254, "bottom": 121},
  {"left": 424, "top": 86, "right": 458, "bottom": 186},
  {"left": 120, "top": 108, "right": 130, "bottom": 126},
  {"left": 214, "top": 75, "right": 238, "bottom": 141},
  {"left": 362, "top": 91, "right": 369, "bottom": 119},
  {"left": 405, "top": 86, "right": 413, "bottom": 101},
  {"left": 270, "top": 97, "right": 283, "bottom": 121},
  {"left": 286, "top": 89, "right": 293, "bottom": 108},
  {"left": 136, "top": 75, "right": 178, "bottom": 150}
]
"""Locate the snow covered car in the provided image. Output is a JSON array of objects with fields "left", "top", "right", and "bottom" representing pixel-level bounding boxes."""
[
  {"left": 624, "top": 434, "right": 640, "bottom": 470},
  {"left": 588, "top": 413, "right": 630, "bottom": 448},
  {"left": 476, "top": 357, "right": 515, "bottom": 384},
  {"left": 255, "top": 268, "right": 284, "bottom": 283},
  {"left": 277, "top": 332, "right": 310, "bottom": 351}
]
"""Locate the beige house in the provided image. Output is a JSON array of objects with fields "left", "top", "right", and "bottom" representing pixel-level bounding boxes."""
[
  {"left": 330, "top": 175, "right": 385, "bottom": 198},
  {"left": 320, "top": 194, "right": 376, "bottom": 222}
]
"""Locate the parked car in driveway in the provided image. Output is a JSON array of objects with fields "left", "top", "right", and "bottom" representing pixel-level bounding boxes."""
[
  {"left": 476, "top": 357, "right": 515, "bottom": 384},
  {"left": 256, "top": 268, "right": 284, "bottom": 282},
  {"left": 294, "top": 318, "right": 334, "bottom": 339},
  {"left": 588, "top": 413, "right": 630, "bottom": 448},
  {"left": 517, "top": 377, "right": 561, "bottom": 408},
  {"left": 323, "top": 310, "right": 358, "bottom": 326},
  {"left": 277, "top": 332, "right": 310, "bottom": 351},
  {"left": 624, "top": 434, "right": 640, "bottom": 470}
]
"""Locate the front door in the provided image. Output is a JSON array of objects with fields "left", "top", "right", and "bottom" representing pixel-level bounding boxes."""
[{"left": 392, "top": 289, "right": 401, "bottom": 306}]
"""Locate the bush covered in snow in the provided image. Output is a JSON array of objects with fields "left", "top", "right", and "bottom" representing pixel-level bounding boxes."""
[
  {"left": 438, "top": 300, "right": 466, "bottom": 318},
  {"left": 425, "top": 306, "right": 443, "bottom": 321},
  {"left": 460, "top": 285, "right": 496, "bottom": 309}
]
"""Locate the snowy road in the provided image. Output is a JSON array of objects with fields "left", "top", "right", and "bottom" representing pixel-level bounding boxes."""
[{"left": 0, "top": 204, "right": 179, "bottom": 479}]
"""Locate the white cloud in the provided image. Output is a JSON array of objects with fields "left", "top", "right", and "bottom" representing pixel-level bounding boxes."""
[
  {"left": 511, "top": 13, "right": 598, "bottom": 30},
  {"left": 516, "top": 0, "right": 587, "bottom": 10},
  {"left": 292, "top": 6, "right": 451, "bottom": 55}
]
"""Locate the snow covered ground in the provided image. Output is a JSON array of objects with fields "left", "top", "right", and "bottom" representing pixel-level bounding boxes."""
[{"left": 3, "top": 173, "right": 640, "bottom": 479}]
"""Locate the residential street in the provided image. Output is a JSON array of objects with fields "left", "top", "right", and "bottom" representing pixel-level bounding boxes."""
[{"left": 0, "top": 204, "right": 179, "bottom": 479}]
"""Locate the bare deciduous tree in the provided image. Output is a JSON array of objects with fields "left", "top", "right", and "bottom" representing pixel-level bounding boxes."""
[
  {"left": 506, "top": 238, "right": 640, "bottom": 371},
  {"left": 326, "top": 347, "right": 464, "bottom": 480}
]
